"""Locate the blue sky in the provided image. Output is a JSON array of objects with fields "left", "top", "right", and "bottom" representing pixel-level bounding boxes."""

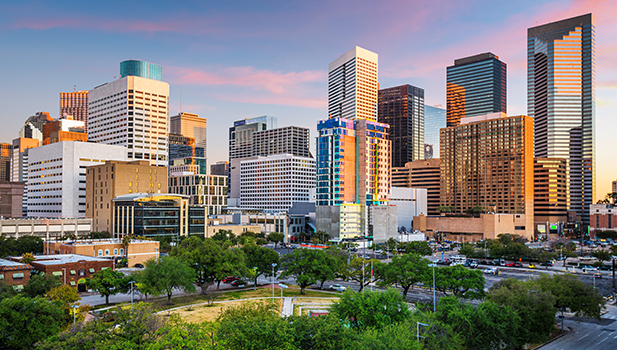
[{"left": 1, "top": 0, "right": 615, "bottom": 198}]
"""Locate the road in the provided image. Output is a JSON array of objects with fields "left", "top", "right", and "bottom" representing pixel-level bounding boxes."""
[{"left": 540, "top": 304, "right": 617, "bottom": 350}]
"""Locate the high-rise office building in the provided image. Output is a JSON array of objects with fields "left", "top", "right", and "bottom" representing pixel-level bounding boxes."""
[
  {"left": 170, "top": 112, "right": 207, "bottom": 155},
  {"left": 60, "top": 91, "right": 89, "bottom": 130},
  {"left": 11, "top": 137, "right": 39, "bottom": 216},
  {"left": 328, "top": 46, "right": 378, "bottom": 121},
  {"left": 229, "top": 116, "right": 277, "bottom": 160},
  {"left": 169, "top": 172, "right": 227, "bottom": 215},
  {"left": 440, "top": 113, "right": 534, "bottom": 236},
  {"left": 168, "top": 134, "right": 204, "bottom": 167},
  {"left": 88, "top": 61, "right": 169, "bottom": 167},
  {"left": 378, "top": 85, "right": 424, "bottom": 167},
  {"left": 120, "top": 60, "right": 163, "bottom": 81},
  {"left": 19, "top": 112, "right": 54, "bottom": 142},
  {"left": 528, "top": 14, "right": 595, "bottom": 227},
  {"left": 391, "top": 159, "right": 441, "bottom": 215},
  {"left": 0, "top": 143, "right": 12, "bottom": 182},
  {"left": 210, "top": 161, "right": 229, "bottom": 176},
  {"left": 424, "top": 105, "right": 446, "bottom": 159},
  {"left": 252, "top": 126, "right": 311, "bottom": 158},
  {"left": 446, "top": 53, "right": 507, "bottom": 127},
  {"left": 534, "top": 158, "right": 568, "bottom": 235}
]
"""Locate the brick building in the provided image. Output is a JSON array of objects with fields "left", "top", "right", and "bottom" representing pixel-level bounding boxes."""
[
  {"left": 590, "top": 204, "right": 617, "bottom": 238},
  {"left": 44, "top": 238, "right": 159, "bottom": 267},
  {"left": 0, "top": 258, "right": 32, "bottom": 290},
  {"left": 19, "top": 254, "right": 113, "bottom": 290}
]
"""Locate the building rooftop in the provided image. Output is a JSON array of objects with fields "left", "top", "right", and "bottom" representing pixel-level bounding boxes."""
[
  {"left": 0, "top": 258, "right": 32, "bottom": 270},
  {"left": 45, "top": 238, "right": 156, "bottom": 245},
  {"left": 19, "top": 254, "right": 110, "bottom": 266},
  {"left": 113, "top": 193, "right": 189, "bottom": 202}
]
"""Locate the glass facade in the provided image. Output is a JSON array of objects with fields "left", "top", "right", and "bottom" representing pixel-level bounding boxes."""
[
  {"left": 446, "top": 53, "right": 507, "bottom": 127},
  {"left": 424, "top": 105, "right": 446, "bottom": 159},
  {"left": 528, "top": 14, "right": 595, "bottom": 227},
  {"left": 378, "top": 84, "right": 424, "bottom": 167},
  {"left": 120, "top": 60, "right": 163, "bottom": 81}
]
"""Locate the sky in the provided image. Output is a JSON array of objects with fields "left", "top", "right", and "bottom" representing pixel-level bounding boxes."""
[{"left": 0, "top": 0, "right": 616, "bottom": 199}]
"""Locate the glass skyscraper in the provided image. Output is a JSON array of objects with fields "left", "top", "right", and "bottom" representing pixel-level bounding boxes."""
[
  {"left": 424, "top": 105, "right": 446, "bottom": 159},
  {"left": 528, "top": 13, "right": 595, "bottom": 227},
  {"left": 446, "top": 53, "right": 506, "bottom": 127},
  {"left": 378, "top": 84, "right": 424, "bottom": 167},
  {"left": 120, "top": 60, "right": 163, "bottom": 81}
]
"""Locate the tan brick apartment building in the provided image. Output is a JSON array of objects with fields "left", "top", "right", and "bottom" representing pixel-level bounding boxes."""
[{"left": 44, "top": 238, "right": 159, "bottom": 267}]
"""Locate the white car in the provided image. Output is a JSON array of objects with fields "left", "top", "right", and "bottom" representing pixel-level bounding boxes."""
[
  {"left": 330, "top": 284, "right": 346, "bottom": 292},
  {"left": 483, "top": 267, "right": 497, "bottom": 275}
]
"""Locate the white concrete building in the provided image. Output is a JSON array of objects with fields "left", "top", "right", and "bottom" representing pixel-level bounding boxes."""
[
  {"left": 389, "top": 187, "right": 428, "bottom": 231},
  {"left": 169, "top": 171, "right": 228, "bottom": 216},
  {"left": 27, "top": 141, "right": 127, "bottom": 218},
  {"left": 88, "top": 74, "right": 169, "bottom": 167},
  {"left": 237, "top": 154, "right": 316, "bottom": 211}
]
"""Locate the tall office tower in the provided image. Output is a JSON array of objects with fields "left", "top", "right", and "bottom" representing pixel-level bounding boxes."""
[
  {"left": 169, "top": 172, "right": 227, "bottom": 215},
  {"left": 0, "top": 143, "right": 12, "bottom": 182},
  {"left": 60, "top": 91, "right": 89, "bottom": 130},
  {"left": 11, "top": 137, "right": 39, "bottom": 216},
  {"left": 19, "top": 112, "right": 54, "bottom": 142},
  {"left": 378, "top": 85, "right": 424, "bottom": 166},
  {"left": 424, "top": 105, "right": 446, "bottom": 159},
  {"left": 391, "top": 159, "right": 441, "bottom": 215},
  {"left": 446, "top": 53, "right": 507, "bottom": 127},
  {"left": 229, "top": 116, "right": 277, "bottom": 160},
  {"left": 328, "top": 46, "right": 378, "bottom": 121},
  {"left": 89, "top": 61, "right": 169, "bottom": 167},
  {"left": 120, "top": 60, "right": 163, "bottom": 81},
  {"left": 238, "top": 154, "right": 316, "bottom": 211},
  {"left": 86, "top": 160, "right": 168, "bottom": 233},
  {"left": 440, "top": 113, "right": 534, "bottom": 235},
  {"left": 528, "top": 14, "right": 595, "bottom": 227},
  {"left": 42, "top": 116, "right": 87, "bottom": 145},
  {"left": 168, "top": 134, "right": 204, "bottom": 167},
  {"left": 28, "top": 141, "right": 128, "bottom": 218},
  {"left": 252, "top": 126, "right": 311, "bottom": 157},
  {"left": 170, "top": 112, "right": 207, "bottom": 155},
  {"left": 355, "top": 119, "right": 390, "bottom": 206},
  {"left": 534, "top": 158, "right": 568, "bottom": 235}
]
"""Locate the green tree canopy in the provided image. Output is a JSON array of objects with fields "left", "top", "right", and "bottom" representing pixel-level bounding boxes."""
[
  {"left": 330, "top": 289, "right": 411, "bottom": 330},
  {"left": 267, "top": 232, "right": 285, "bottom": 248},
  {"left": 345, "top": 257, "right": 382, "bottom": 292},
  {"left": 533, "top": 273, "right": 605, "bottom": 320},
  {"left": 397, "top": 241, "right": 433, "bottom": 256},
  {"left": 171, "top": 236, "right": 223, "bottom": 293},
  {"left": 86, "top": 268, "right": 129, "bottom": 305},
  {"left": 378, "top": 253, "right": 430, "bottom": 298},
  {"left": 434, "top": 265, "right": 485, "bottom": 299},
  {"left": 139, "top": 256, "right": 197, "bottom": 304},
  {"left": 23, "top": 273, "right": 61, "bottom": 298},
  {"left": 280, "top": 248, "right": 334, "bottom": 294},
  {"left": 242, "top": 242, "right": 280, "bottom": 290}
]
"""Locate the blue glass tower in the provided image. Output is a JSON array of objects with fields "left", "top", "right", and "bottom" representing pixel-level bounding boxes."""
[
  {"left": 120, "top": 60, "right": 163, "bottom": 81},
  {"left": 424, "top": 105, "right": 446, "bottom": 159}
]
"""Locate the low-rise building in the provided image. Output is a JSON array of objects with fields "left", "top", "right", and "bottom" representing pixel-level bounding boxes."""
[
  {"left": 205, "top": 219, "right": 261, "bottom": 238},
  {"left": 25, "top": 254, "right": 112, "bottom": 290},
  {"left": 216, "top": 210, "right": 289, "bottom": 240},
  {"left": 412, "top": 213, "right": 532, "bottom": 242},
  {"left": 0, "top": 258, "right": 32, "bottom": 290},
  {"left": 0, "top": 217, "right": 93, "bottom": 239},
  {"left": 44, "top": 238, "right": 159, "bottom": 267},
  {"left": 590, "top": 204, "right": 617, "bottom": 238}
]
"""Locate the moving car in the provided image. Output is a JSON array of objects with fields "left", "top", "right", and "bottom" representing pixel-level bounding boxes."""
[
  {"left": 505, "top": 262, "right": 515, "bottom": 267},
  {"left": 483, "top": 267, "right": 497, "bottom": 275},
  {"left": 222, "top": 276, "right": 239, "bottom": 283},
  {"left": 594, "top": 273, "right": 602, "bottom": 279},
  {"left": 528, "top": 264, "right": 537, "bottom": 269},
  {"left": 330, "top": 284, "right": 346, "bottom": 292},
  {"left": 230, "top": 279, "right": 246, "bottom": 287},
  {"left": 540, "top": 261, "right": 553, "bottom": 267}
]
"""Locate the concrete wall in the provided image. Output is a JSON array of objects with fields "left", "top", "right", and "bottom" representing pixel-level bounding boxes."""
[
  {"left": 316, "top": 206, "right": 341, "bottom": 240},
  {"left": 0, "top": 218, "right": 93, "bottom": 239},
  {"left": 371, "top": 205, "right": 398, "bottom": 244},
  {"left": 413, "top": 213, "right": 532, "bottom": 242},
  {"left": 390, "top": 187, "right": 427, "bottom": 231}
]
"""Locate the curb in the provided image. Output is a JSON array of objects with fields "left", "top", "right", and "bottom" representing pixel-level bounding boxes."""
[{"left": 531, "top": 326, "right": 573, "bottom": 349}]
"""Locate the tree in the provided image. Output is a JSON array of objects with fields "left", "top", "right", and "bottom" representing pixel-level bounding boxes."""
[
  {"left": 434, "top": 265, "right": 485, "bottom": 299},
  {"left": 314, "top": 252, "right": 339, "bottom": 289},
  {"left": 458, "top": 242, "right": 476, "bottom": 257},
  {"left": 0, "top": 295, "right": 65, "bottom": 350},
  {"left": 385, "top": 237, "right": 398, "bottom": 253},
  {"left": 86, "top": 268, "right": 129, "bottom": 305},
  {"left": 379, "top": 253, "right": 430, "bottom": 298},
  {"left": 345, "top": 257, "right": 382, "bottom": 292},
  {"left": 23, "top": 273, "right": 61, "bottom": 298},
  {"left": 142, "top": 256, "right": 197, "bottom": 304},
  {"left": 267, "top": 232, "right": 285, "bottom": 248},
  {"left": 397, "top": 241, "right": 433, "bottom": 256},
  {"left": 20, "top": 252, "right": 36, "bottom": 264},
  {"left": 331, "top": 289, "right": 411, "bottom": 330},
  {"left": 172, "top": 236, "right": 223, "bottom": 293},
  {"left": 438, "top": 206, "right": 454, "bottom": 214},
  {"left": 436, "top": 296, "right": 520, "bottom": 350},
  {"left": 487, "top": 278, "right": 556, "bottom": 345},
  {"left": 592, "top": 250, "right": 612, "bottom": 265},
  {"left": 280, "top": 248, "right": 332, "bottom": 294},
  {"left": 313, "top": 230, "right": 330, "bottom": 244},
  {"left": 465, "top": 206, "right": 485, "bottom": 216},
  {"left": 213, "top": 247, "right": 246, "bottom": 289},
  {"left": 242, "top": 242, "right": 279, "bottom": 290},
  {"left": 533, "top": 273, "right": 605, "bottom": 322},
  {"left": 89, "top": 231, "right": 111, "bottom": 239},
  {"left": 211, "top": 230, "right": 238, "bottom": 246}
]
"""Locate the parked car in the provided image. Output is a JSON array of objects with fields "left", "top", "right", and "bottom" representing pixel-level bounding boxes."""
[
  {"left": 436, "top": 259, "right": 451, "bottom": 265},
  {"left": 594, "top": 273, "right": 602, "bottom": 279},
  {"left": 540, "top": 262, "right": 554, "bottom": 267},
  {"left": 528, "top": 263, "right": 537, "bottom": 269},
  {"left": 133, "top": 263, "right": 144, "bottom": 269},
  {"left": 466, "top": 260, "right": 479, "bottom": 268},
  {"left": 505, "top": 262, "right": 515, "bottom": 267},
  {"left": 230, "top": 279, "right": 246, "bottom": 287},
  {"left": 513, "top": 262, "right": 523, "bottom": 268},
  {"left": 222, "top": 276, "right": 239, "bottom": 283},
  {"left": 330, "top": 284, "right": 346, "bottom": 292},
  {"left": 483, "top": 267, "right": 497, "bottom": 275}
]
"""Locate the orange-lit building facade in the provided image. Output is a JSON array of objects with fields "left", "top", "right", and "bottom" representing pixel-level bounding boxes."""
[
  {"left": 60, "top": 91, "right": 89, "bottom": 130},
  {"left": 534, "top": 158, "right": 568, "bottom": 235},
  {"left": 42, "top": 116, "right": 87, "bottom": 145},
  {"left": 0, "top": 143, "right": 12, "bottom": 182},
  {"left": 170, "top": 112, "right": 207, "bottom": 154},
  {"left": 440, "top": 113, "right": 534, "bottom": 232},
  {"left": 391, "top": 159, "right": 441, "bottom": 215}
]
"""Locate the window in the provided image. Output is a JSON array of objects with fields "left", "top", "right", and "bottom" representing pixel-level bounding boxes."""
[
  {"left": 0, "top": 274, "right": 3, "bottom": 280},
  {"left": 105, "top": 249, "right": 110, "bottom": 256},
  {"left": 52, "top": 271, "right": 63, "bottom": 276},
  {"left": 120, "top": 248, "right": 124, "bottom": 255},
  {"left": 70, "top": 270, "right": 76, "bottom": 275},
  {"left": 70, "top": 281, "right": 76, "bottom": 286},
  {"left": 89, "top": 268, "right": 95, "bottom": 273},
  {"left": 98, "top": 249, "right": 103, "bottom": 257},
  {"left": 12, "top": 272, "right": 24, "bottom": 279},
  {"left": 79, "top": 270, "right": 85, "bottom": 276},
  {"left": 114, "top": 249, "right": 118, "bottom": 255}
]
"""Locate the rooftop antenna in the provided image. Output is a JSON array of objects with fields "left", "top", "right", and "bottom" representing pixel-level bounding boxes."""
[{"left": 73, "top": 85, "right": 76, "bottom": 92}]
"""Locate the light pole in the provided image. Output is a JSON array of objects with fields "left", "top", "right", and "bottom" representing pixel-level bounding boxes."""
[
  {"left": 428, "top": 263, "right": 436, "bottom": 312},
  {"left": 271, "top": 263, "right": 277, "bottom": 304},
  {"left": 417, "top": 322, "right": 429, "bottom": 342},
  {"left": 278, "top": 283, "right": 288, "bottom": 316},
  {"left": 62, "top": 268, "right": 66, "bottom": 285},
  {"left": 71, "top": 305, "right": 78, "bottom": 325},
  {"left": 129, "top": 281, "right": 135, "bottom": 309}
]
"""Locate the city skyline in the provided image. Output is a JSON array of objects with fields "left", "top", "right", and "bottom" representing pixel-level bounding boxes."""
[{"left": 0, "top": 1, "right": 616, "bottom": 198}]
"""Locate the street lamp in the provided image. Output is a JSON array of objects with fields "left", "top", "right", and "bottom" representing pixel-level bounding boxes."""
[
  {"left": 278, "top": 283, "right": 288, "bottom": 316},
  {"left": 271, "top": 263, "right": 277, "bottom": 304},
  {"left": 71, "top": 304, "right": 78, "bottom": 325},
  {"left": 417, "top": 322, "right": 429, "bottom": 342},
  {"left": 428, "top": 263, "right": 437, "bottom": 312},
  {"left": 129, "top": 281, "right": 135, "bottom": 309}
]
